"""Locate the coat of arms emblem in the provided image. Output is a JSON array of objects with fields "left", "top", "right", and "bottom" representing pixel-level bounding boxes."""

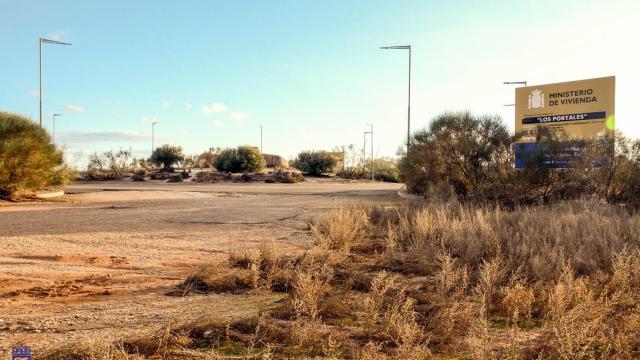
[
  {"left": 12, "top": 345, "right": 32, "bottom": 360},
  {"left": 528, "top": 89, "right": 545, "bottom": 109}
]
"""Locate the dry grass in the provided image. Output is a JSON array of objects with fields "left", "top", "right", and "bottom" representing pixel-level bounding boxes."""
[
  {"left": 45, "top": 199, "right": 640, "bottom": 359},
  {"left": 311, "top": 207, "right": 369, "bottom": 253}
]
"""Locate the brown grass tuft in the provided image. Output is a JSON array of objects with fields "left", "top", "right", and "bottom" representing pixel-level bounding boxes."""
[{"left": 311, "top": 207, "right": 369, "bottom": 253}]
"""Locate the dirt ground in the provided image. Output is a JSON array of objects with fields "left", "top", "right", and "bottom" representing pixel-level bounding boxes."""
[{"left": 0, "top": 181, "right": 402, "bottom": 356}]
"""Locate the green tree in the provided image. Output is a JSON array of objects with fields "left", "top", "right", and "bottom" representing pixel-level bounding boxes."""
[
  {"left": 292, "top": 151, "right": 338, "bottom": 176},
  {"left": 399, "top": 111, "right": 511, "bottom": 197},
  {"left": 0, "top": 112, "right": 64, "bottom": 199},
  {"left": 151, "top": 144, "right": 184, "bottom": 172},
  {"left": 213, "top": 146, "right": 265, "bottom": 173}
]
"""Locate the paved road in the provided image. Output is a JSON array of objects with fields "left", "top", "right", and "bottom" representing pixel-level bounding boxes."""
[
  {"left": 3, "top": 181, "right": 403, "bottom": 238},
  {"left": 64, "top": 180, "right": 404, "bottom": 195}
]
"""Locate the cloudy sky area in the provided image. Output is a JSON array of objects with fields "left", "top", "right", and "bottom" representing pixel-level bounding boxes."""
[{"left": 1, "top": 0, "right": 639, "bottom": 167}]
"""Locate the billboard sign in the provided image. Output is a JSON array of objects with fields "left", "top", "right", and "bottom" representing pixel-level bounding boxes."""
[{"left": 514, "top": 76, "right": 615, "bottom": 168}]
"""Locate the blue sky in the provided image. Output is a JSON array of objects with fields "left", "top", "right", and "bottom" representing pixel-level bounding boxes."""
[{"left": 2, "top": 0, "right": 639, "bottom": 166}]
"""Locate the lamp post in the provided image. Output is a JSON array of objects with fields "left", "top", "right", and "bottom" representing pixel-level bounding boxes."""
[
  {"left": 503, "top": 81, "right": 527, "bottom": 106},
  {"left": 366, "top": 123, "right": 374, "bottom": 180},
  {"left": 151, "top": 121, "right": 158, "bottom": 155},
  {"left": 362, "top": 131, "right": 366, "bottom": 166},
  {"left": 259, "top": 125, "right": 263, "bottom": 154},
  {"left": 52, "top": 113, "right": 62, "bottom": 143},
  {"left": 39, "top": 37, "right": 72, "bottom": 127},
  {"left": 380, "top": 45, "right": 411, "bottom": 150}
]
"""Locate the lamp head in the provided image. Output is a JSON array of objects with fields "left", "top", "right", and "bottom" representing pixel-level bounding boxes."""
[
  {"left": 41, "top": 38, "right": 72, "bottom": 46},
  {"left": 380, "top": 45, "right": 411, "bottom": 50}
]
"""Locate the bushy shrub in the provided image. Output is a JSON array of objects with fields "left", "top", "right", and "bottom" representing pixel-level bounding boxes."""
[
  {"left": 196, "top": 148, "right": 221, "bottom": 168},
  {"left": 270, "top": 169, "right": 304, "bottom": 183},
  {"left": 399, "top": 111, "right": 511, "bottom": 198},
  {"left": 151, "top": 144, "right": 184, "bottom": 172},
  {"left": 400, "top": 111, "right": 639, "bottom": 207},
  {"left": 85, "top": 149, "right": 133, "bottom": 180},
  {"left": 292, "top": 151, "right": 337, "bottom": 176},
  {"left": 51, "top": 164, "right": 78, "bottom": 186},
  {"left": 590, "top": 133, "right": 640, "bottom": 208},
  {"left": 336, "top": 166, "right": 368, "bottom": 180},
  {"left": 213, "top": 146, "right": 265, "bottom": 173},
  {"left": 0, "top": 112, "right": 65, "bottom": 199},
  {"left": 337, "top": 158, "right": 400, "bottom": 183}
]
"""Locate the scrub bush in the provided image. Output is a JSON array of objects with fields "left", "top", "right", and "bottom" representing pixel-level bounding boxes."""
[
  {"left": 292, "top": 151, "right": 337, "bottom": 176},
  {"left": 85, "top": 149, "right": 133, "bottom": 180},
  {"left": 0, "top": 112, "right": 65, "bottom": 199},
  {"left": 400, "top": 111, "right": 640, "bottom": 208},
  {"left": 398, "top": 111, "right": 511, "bottom": 198},
  {"left": 337, "top": 158, "right": 400, "bottom": 182},
  {"left": 213, "top": 146, "right": 265, "bottom": 173}
]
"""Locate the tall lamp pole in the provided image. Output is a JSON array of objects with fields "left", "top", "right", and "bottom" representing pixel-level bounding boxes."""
[
  {"left": 380, "top": 45, "right": 411, "bottom": 150},
  {"left": 259, "top": 125, "right": 263, "bottom": 154},
  {"left": 151, "top": 120, "right": 158, "bottom": 155},
  {"left": 366, "top": 124, "right": 374, "bottom": 180},
  {"left": 39, "top": 37, "right": 72, "bottom": 127},
  {"left": 503, "top": 81, "right": 527, "bottom": 106},
  {"left": 52, "top": 113, "right": 63, "bottom": 143},
  {"left": 362, "top": 131, "right": 367, "bottom": 166}
]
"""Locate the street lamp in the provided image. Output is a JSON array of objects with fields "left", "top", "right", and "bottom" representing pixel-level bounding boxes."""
[
  {"left": 259, "top": 125, "right": 263, "bottom": 154},
  {"left": 380, "top": 45, "right": 411, "bottom": 149},
  {"left": 39, "top": 37, "right": 72, "bottom": 127},
  {"left": 365, "top": 123, "right": 374, "bottom": 180},
  {"left": 151, "top": 121, "right": 158, "bottom": 155},
  {"left": 503, "top": 81, "right": 527, "bottom": 106},
  {"left": 52, "top": 113, "right": 63, "bottom": 143}
]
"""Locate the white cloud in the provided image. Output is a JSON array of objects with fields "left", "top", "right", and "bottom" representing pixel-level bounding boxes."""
[
  {"left": 213, "top": 120, "right": 223, "bottom": 128},
  {"left": 140, "top": 116, "right": 159, "bottom": 124},
  {"left": 65, "top": 104, "right": 85, "bottom": 113},
  {"left": 57, "top": 131, "right": 150, "bottom": 143},
  {"left": 229, "top": 111, "right": 249, "bottom": 122},
  {"left": 161, "top": 100, "right": 171, "bottom": 108},
  {"left": 202, "top": 102, "right": 227, "bottom": 114},
  {"left": 29, "top": 90, "right": 40, "bottom": 97},
  {"left": 184, "top": 103, "right": 193, "bottom": 112},
  {"left": 178, "top": 129, "right": 188, "bottom": 135},
  {"left": 45, "top": 30, "right": 69, "bottom": 42}
]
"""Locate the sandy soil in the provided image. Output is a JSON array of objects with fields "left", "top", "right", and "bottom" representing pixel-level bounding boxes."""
[{"left": 0, "top": 181, "right": 401, "bottom": 355}]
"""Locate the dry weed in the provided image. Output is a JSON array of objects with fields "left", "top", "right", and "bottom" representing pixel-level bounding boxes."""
[
  {"left": 292, "top": 270, "right": 330, "bottom": 320},
  {"left": 228, "top": 247, "right": 255, "bottom": 269},
  {"left": 476, "top": 256, "right": 506, "bottom": 312},
  {"left": 288, "top": 318, "right": 326, "bottom": 349},
  {"left": 363, "top": 271, "right": 397, "bottom": 326},
  {"left": 359, "top": 342, "right": 391, "bottom": 360},
  {"left": 432, "top": 249, "right": 469, "bottom": 298},
  {"left": 501, "top": 281, "right": 535, "bottom": 325},
  {"left": 464, "top": 305, "right": 492, "bottom": 360},
  {"left": 312, "top": 207, "right": 369, "bottom": 253},
  {"left": 40, "top": 338, "right": 143, "bottom": 360},
  {"left": 544, "top": 265, "right": 611, "bottom": 359},
  {"left": 382, "top": 291, "right": 431, "bottom": 359}
]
